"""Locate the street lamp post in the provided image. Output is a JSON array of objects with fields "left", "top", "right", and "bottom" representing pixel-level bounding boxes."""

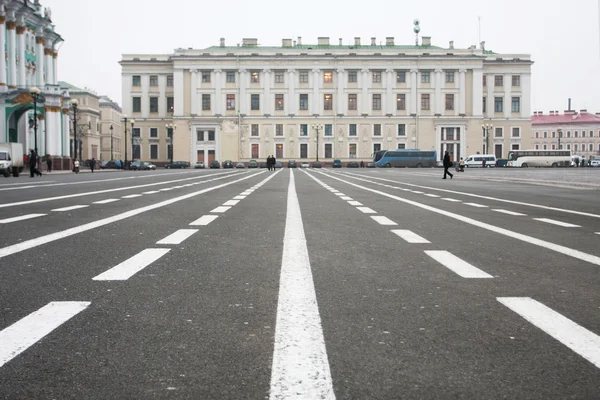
[
  {"left": 166, "top": 123, "right": 176, "bottom": 165},
  {"left": 71, "top": 99, "right": 79, "bottom": 159},
  {"left": 110, "top": 125, "right": 114, "bottom": 160},
  {"left": 131, "top": 120, "right": 136, "bottom": 163},
  {"left": 311, "top": 124, "right": 323, "bottom": 162},
  {"left": 29, "top": 87, "right": 41, "bottom": 154},
  {"left": 482, "top": 123, "right": 493, "bottom": 155}
]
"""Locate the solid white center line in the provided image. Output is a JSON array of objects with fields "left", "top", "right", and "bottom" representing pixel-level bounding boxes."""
[
  {"left": 465, "top": 203, "right": 489, "bottom": 208},
  {"left": 371, "top": 216, "right": 398, "bottom": 226},
  {"left": 391, "top": 230, "right": 431, "bottom": 244},
  {"left": 51, "top": 205, "right": 89, "bottom": 212},
  {"left": 0, "top": 214, "right": 46, "bottom": 224},
  {"left": 493, "top": 209, "right": 527, "bottom": 216},
  {"left": 0, "top": 301, "right": 91, "bottom": 368},
  {"left": 348, "top": 201, "right": 363, "bottom": 206},
  {"left": 190, "top": 215, "right": 219, "bottom": 226},
  {"left": 270, "top": 169, "right": 334, "bottom": 399},
  {"left": 156, "top": 229, "right": 199, "bottom": 245},
  {"left": 498, "top": 297, "right": 600, "bottom": 368},
  {"left": 93, "top": 199, "right": 120, "bottom": 205},
  {"left": 443, "top": 198, "right": 462, "bottom": 202},
  {"left": 211, "top": 206, "right": 231, "bottom": 213},
  {"left": 534, "top": 218, "right": 581, "bottom": 228},
  {"left": 340, "top": 196, "right": 353, "bottom": 201},
  {"left": 357, "top": 207, "right": 377, "bottom": 214},
  {"left": 424, "top": 250, "right": 493, "bottom": 279},
  {"left": 424, "top": 194, "right": 441, "bottom": 198},
  {"left": 142, "top": 191, "right": 160, "bottom": 195},
  {"left": 122, "top": 194, "right": 143, "bottom": 199},
  {"left": 93, "top": 248, "right": 170, "bottom": 281},
  {"left": 233, "top": 196, "right": 247, "bottom": 200},
  {"left": 223, "top": 200, "right": 240, "bottom": 206}
]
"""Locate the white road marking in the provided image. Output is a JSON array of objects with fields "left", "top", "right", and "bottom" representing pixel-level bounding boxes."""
[
  {"left": 122, "top": 194, "right": 143, "bottom": 199},
  {"left": 93, "top": 248, "right": 171, "bottom": 281},
  {"left": 340, "top": 196, "right": 353, "bottom": 201},
  {"left": 335, "top": 193, "right": 345, "bottom": 196},
  {"left": 190, "top": 215, "right": 219, "bottom": 226},
  {"left": 348, "top": 201, "right": 363, "bottom": 206},
  {"left": 425, "top": 251, "right": 493, "bottom": 278},
  {"left": 493, "top": 209, "right": 527, "bottom": 216},
  {"left": 391, "top": 230, "right": 431, "bottom": 244},
  {"left": 156, "top": 229, "right": 199, "bottom": 245},
  {"left": 534, "top": 218, "right": 581, "bottom": 228},
  {"left": 0, "top": 301, "right": 90, "bottom": 368},
  {"left": 160, "top": 188, "right": 174, "bottom": 192},
  {"left": 498, "top": 297, "right": 600, "bottom": 368},
  {"left": 412, "top": 191, "right": 424, "bottom": 194},
  {"left": 51, "top": 205, "right": 89, "bottom": 212},
  {"left": 223, "top": 200, "right": 240, "bottom": 206},
  {"left": 357, "top": 207, "right": 377, "bottom": 214},
  {"left": 465, "top": 203, "right": 489, "bottom": 208},
  {"left": 142, "top": 191, "right": 160, "bottom": 194},
  {"left": 233, "top": 196, "right": 246, "bottom": 200},
  {"left": 424, "top": 194, "right": 440, "bottom": 198},
  {"left": 443, "top": 198, "right": 462, "bottom": 202},
  {"left": 172, "top": 186, "right": 184, "bottom": 189},
  {"left": 211, "top": 206, "right": 231, "bottom": 213},
  {"left": 0, "top": 214, "right": 46, "bottom": 224},
  {"left": 371, "top": 216, "right": 398, "bottom": 226},
  {"left": 93, "top": 199, "right": 120, "bottom": 204},
  {"left": 270, "top": 169, "right": 334, "bottom": 399},
  {"left": 241, "top": 192, "right": 252, "bottom": 195}
]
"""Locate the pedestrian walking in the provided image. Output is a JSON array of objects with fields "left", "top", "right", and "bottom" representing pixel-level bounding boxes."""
[
  {"left": 360, "top": 160, "right": 364, "bottom": 168},
  {"left": 272, "top": 155, "right": 277, "bottom": 171},
  {"left": 73, "top": 159, "right": 80, "bottom": 173},
  {"left": 90, "top": 158, "right": 96, "bottom": 173},
  {"left": 266, "top": 156, "right": 271, "bottom": 171},
  {"left": 443, "top": 151, "right": 453, "bottom": 180},
  {"left": 458, "top": 157, "right": 465, "bottom": 172},
  {"left": 29, "top": 150, "right": 41, "bottom": 177},
  {"left": 46, "top": 154, "right": 52, "bottom": 173}
]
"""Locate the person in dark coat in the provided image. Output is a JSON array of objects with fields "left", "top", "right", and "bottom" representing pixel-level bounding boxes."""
[
  {"left": 271, "top": 155, "right": 277, "bottom": 171},
  {"left": 266, "top": 156, "right": 271, "bottom": 171},
  {"left": 29, "top": 150, "right": 41, "bottom": 177},
  {"left": 443, "top": 151, "right": 453, "bottom": 180},
  {"left": 46, "top": 154, "right": 52, "bottom": 173},
  {"left": 90, "top": 158, "right": 96, "bottom": 173}
]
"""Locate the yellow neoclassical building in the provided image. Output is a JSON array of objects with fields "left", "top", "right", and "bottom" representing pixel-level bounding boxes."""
[{"left": 120, "top": 35, "right": 533, "bottom": 165}]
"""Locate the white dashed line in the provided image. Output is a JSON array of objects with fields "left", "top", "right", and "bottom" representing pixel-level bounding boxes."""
[
  {"left": 348, "top": 201, "right": 363, "bottom": 206},
  {"left": 335, "top": 193, "right": 345, "bottom": 196},
  {"left": 424, "top": 194, "right": 441, "bottom": 198},
  {"left": 172, "top": 186, "right": 185, "bottom": 189},
  {"left": 493, "top": 209, "right": 527, "bottom": 216},
  {"left": 465, "top": 203, "right": 489, "bottom": 208},
  {"left": 340, "top": 196, "right": 353, "bottom": 201},
  {"left": 442, "top": 198, "right": 462, "bottom": 202},
  {"left": 411, "top": 191, "right": 424, "bottom": 194},
  {"left": 51, "top": 205, "right": 89, "bottom": 212},
  {"left": 534, "top": 218, "right": 581, "bottom": 228},
  {"left": 425, "top": 251, "right": 493, "bottom": 279},
  {"left": 371, "top": 216, "right": 398, "bottom": 226},
  {"left": 160, "top": 188, "right": 173, "bottom": 192},
  {"left": 223, "top": 200, "right": 240, "bottom": 206},
  {"left": 233, "top": 196, "right": 247, "bottom": 200},
  {"left": 190, "top": 215, "right": 219, "bottom": 226},
  {"left": 391, "top": 230, "right": 431, "bottom": 244},
  {"left": 356, "top": 207, "right": 377, "bottom": 214},
  {"left": 156, "top": 229, "right": 199, "bottom": 245},
  {"left": 211, "top": 206, "right": 231, "bottom": 213},
  {"left": 122, "top": 194, "right": 143, "bottom": 199},
  {"left": 93, "top": 199, "right": 120, "bottom": 205},
  {"left": 142, "top": 191, "right": 160, "bottom": 194},
  {"left": 93, "top": 248, "right": 171, "bottom": 281},
  {"left": 0, "top": 214, "right": 46, "bottom": 224}
]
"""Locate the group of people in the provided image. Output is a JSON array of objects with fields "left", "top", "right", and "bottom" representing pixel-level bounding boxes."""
[{"left": 266, "top": 155, "right": 277, "bottom": 171}]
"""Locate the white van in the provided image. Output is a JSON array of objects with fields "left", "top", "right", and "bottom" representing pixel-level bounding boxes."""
[{"left": 464, "top": 154, "right": 497, "bottom": 168}]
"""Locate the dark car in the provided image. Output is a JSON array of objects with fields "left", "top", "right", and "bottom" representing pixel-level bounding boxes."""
[
  {"left": 222, "top": 160, "right": 234, "bottom": 169},
  {"left": 130, "top": 161, "right": 144, "bottom": 170},
  {"left": 274, "top": 162, "right": 283, "bottom": 169},
  {"left": 288, "top": 160, "right": 297, "bottom": 168},
  {"left": 347, "top": 161, "right": 359, "bottom": 168},
  {"left": 235, "top": 162, "right": 245, "bottom": 168},
  {"left": 194, "top": 162, "right": 205, "bottom": 169},
  {"left": 100, "top": 160, "right": 120, "bottom": 169},
  {"left": 210, "top": 160, "right": 221, "bottom": 169},
  {"left": 248, "top": 160, "right": 258, "bottom": 168},
  {"left": 332, "top": 159, "right": 342, "bottom": 168},
  {"left": 312, "top": 162, "right": 322, "bottom": 168},
  {"left": 165, "top": 161, "right": 188, "bottom": 169},
  {"left": 142, "top": 162, "right": 156, "bottom": 170},
  {"left": 259, "top": 162, "right": 268, "bottom": 168},
  {"left": 495, "top": 159, "right": 508, "bottom": 168},
  {"left": 367, "top": 162, "right": 376, "bottom": 168}
]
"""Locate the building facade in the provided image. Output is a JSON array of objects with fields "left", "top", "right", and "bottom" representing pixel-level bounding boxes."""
[
  {"left": 532, "top": 110, "right": 600, "bottom": 157},
  {"left": 121, "top": 36, "right": 533, "bottom": 165},
  {"left": 0, "top": 1, "right": 72, "bottom": 169},
  {"left": 99, "top": 96, "right": 123, "bottom": 161}
]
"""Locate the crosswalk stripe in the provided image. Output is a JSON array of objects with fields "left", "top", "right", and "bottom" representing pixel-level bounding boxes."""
[
  {"left": 233, "top": 196, "right": 246, "bottom": 200},
  {"left": 51, "top": 205, "right": 89, "bottom": 212},
  {"left": 348, "top": 201, "right": 363, "bottom": 206},
  {"left": 391, "top": 230, "right": 431, "bottom": 244},
  {"left": 189, "top": 215, "right": 219, "bottom": 226},
  {"left": 371, "top": 216, "right": 397, "bottom": 226},
  {"left": 534, "top": 218, "right": 581, "bottom": 228},
  {"left": 223, "top": 200, "right": 240, "bottom": 206},
  {"left": 0, "top": 301, "right": 90, "bottom": 368},
  {"left": 156, "top": 229, "right": 198, "bottom": 245},
  {"left": 211, "top": 206, "right": 231, "bottom": 213},
  {"left": 498, "top": 297, "right": 600, "bottom": 368},
  {"left": 357, "top": 207, "right": 377, "bottom": 214},
  {"left": 92, "top": 248, "right": 170, "bottom": 281},
  {"left": 425, "top": 250, "right": 493, "bottom": 278},
  {"left": 340, "top": 196, "right": 353, "bottom": 201},
  {"left": 0, "top": 214, "right": 46, "bottom": 224}
]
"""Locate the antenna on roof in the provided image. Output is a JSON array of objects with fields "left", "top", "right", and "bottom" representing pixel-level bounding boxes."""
[
  {"left": 413, "top": 19, "right": 421, "bottom": 46},
  {"left": 478, "top": 16, "right": 481, "bottom": 45}
]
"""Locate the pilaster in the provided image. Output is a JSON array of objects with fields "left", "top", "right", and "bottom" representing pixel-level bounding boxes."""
[
  {"left": 459, "top": 69, "right": 467, "bottom": 115},
  {"left": 337, "top": 68, "right": 345, "bottom": 115},
  {"left": 16, "top": 21, "right": 25, "bottom": 88},
  {"left": 503, "top": 72, "right": 511, "bottom": 118},
  {"left": 385, "top": 69, "right": 393, "bottom": 115},
  {"left": 472, "top": 68, "right": 483, "bottom": 117},
  {"left": 409, "top": 69, "right": 418, "bottom": 115},
  {"left": 214, "top": 69, "right": 222, "bottom": 115},
  {"left": 7, "top": 17, "right": 16, "bottom": 88},
  {"left": 434, "top": 69, "right": 443, "bottom": 115},
  {"left": 361, "top": 68, "right": 369, "bottom": 114},
  {"left": 287, "top": 69, "right": 296, "bottom": 115},
  {"left": 263, "top": 69, "right": 271, "bottom": 114},
  {"left": 0, "top": 14, "right": 6, "bottom": 92},
  {"left": 311, "top": 69, "right": 320, "bottom": 115},
  {"left": 35, "top": 35, "right": 45, "bottom": 87}
]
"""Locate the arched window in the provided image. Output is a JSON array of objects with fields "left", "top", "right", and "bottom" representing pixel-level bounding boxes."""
[
  {"left": 582, "top": 144, "right": 586, "bottom": 152},
  {"left": 574, "top": 144, "right": 579, "bottom": 152},
  {"left": 543, "top": 132, "right": 547, "bottom": 138},
  {"left": 535, "top": 132, "right": 539, "bottom": 138},
  {"left": 566, "top": 144, "right": 571, "bottom": 150},
  {"left": 535, "top": 144, "right": 539, "bottom": 149},
  {"left": 543, "top": 144, "right": 547, "bottom": 150}
]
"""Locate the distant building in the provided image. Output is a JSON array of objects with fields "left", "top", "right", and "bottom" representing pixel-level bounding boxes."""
[
  {"left": 99, "top": 96, "right": 123, "bottom": 161},
  {"left": 532, "top": 110, "right": 600, "bottom": 157}
]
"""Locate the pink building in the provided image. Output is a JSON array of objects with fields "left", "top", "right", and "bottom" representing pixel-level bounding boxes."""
[{"left": 532, "top": 110, "right": 600, "bottom": 157}]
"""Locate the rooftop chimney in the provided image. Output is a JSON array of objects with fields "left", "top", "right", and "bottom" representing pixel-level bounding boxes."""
[
  {"left": 371, "top": 37, "right": 376, "bottom": 46},
  {"left": 422, "top": 36, "right": 431, "bottom": 46},
  {"left": 580, "top": 109, "right": 588, "bottom": 113},
  {"left": 318, "top": 37, "right": 330, "bottom": 46},
  {"left": 550, "top": 111, "right": 554, "bottom": 115},
  {"left": 339, "top": 38, "right": 343, "bottom": 46},
  {"left": 568, "top": 98, "right": 572, "bottom": 111},
  {"left": 386, "top": 37, "right": 394, "bottom": 46},
  {"left": 282, "top": 38, "right": 292, "bottom": 47},
  {"left": 242, "top": 38, "right": 258, "bottom": 47},
  {"left": 354, "top": 37, "right": 361, "bottom": 46},
  {"left": 297, "top": 36, "right": 302, "bottom": 45},
  {"left": 449, "top": 40, "right": 454, "bottom": 49},
  {"left": 220, "top": 38, "right": 225, "bottom": 47},
  {"left": 480, "top": 41, "right": 486, "bottom": 50},
  {"left": 293, "top": 40, "right": 297, "bottom": 46}
]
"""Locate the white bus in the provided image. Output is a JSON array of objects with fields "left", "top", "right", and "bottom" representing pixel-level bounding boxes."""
[{"left": 507, "top": 150, "right": 572, "bottom": 168}]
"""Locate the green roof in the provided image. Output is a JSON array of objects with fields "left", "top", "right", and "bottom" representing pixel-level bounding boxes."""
[{"left": 58, "top": 81, "right": 82, "bottom": 91}]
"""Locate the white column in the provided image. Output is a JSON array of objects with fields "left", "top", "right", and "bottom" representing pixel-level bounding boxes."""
[
  {"left": 472, "top": 68, "right": 483, "bottom": 117},
  {"left": 288, "top": 69, "right": 296, "bottom": 114},
  {"left": 459, "top": 69, "right": 467, "bottom": 115},
  {"left": 311, "top": 69, "right": 320, "bottom": 114},
  {"left": 239, "top": 69, "right": 247, "bottom": 114},
  {"left": 409, "top": 69, "right": 418, "bottom": 115},
  {"left": 47, "top": 108, "right": 62, "bottom": 156},
  {"left": 36, "top": 35, "right": 45, "bottom": 87},
  {"left": 173, "top": 69, "right": 184, "bottom": 116},
  {"left": 361, "top": 68, "right": 369, "bottom": 114},
  {"left": 337, "top": 68, "right": 345, "bottom": 115},
  {"left": 62, "top": 110, "right": 70, "bottom": 156},
  {"left": 45, "top": 48, "right": 54, "bottom": 85},
  {"left": 215, "top": 69, "right": 222, "bottom": 115},
  {"left": 190, "top": 69, "right": 198, "bottom": 115},
  {"left": 141, "top": 74, "right": 149, "bottom": 118},
  {"left": 52, "top": 52, "right": 58, "bottom": 84},
  {"left": 7, "top": 20, "right": 16, "bottom": 88},
  {"left": 158, "top": 74, "right": 166, "bottom": 118},
  {"left": 385, "top": 69, "right": 393, "bottom": 115},
  {"left": 503, "top": 72, "right": 511, "bottom": 118},
  {"left": 16, "top": 24, "right": 26, "bottom": 88},
  {"left": 521, "top": 73, "right": 531, "bottom": 117},
  {"left": 0, "top": 15, "right": 7, "bottom": 92},
  {"left": 434, "top": 69, "right": 443, "bottom": 115},
  {"left": 486, "top": 74, "right": 494, "bottom": 118},
  {"left": 263, "top": 69, "right": 271, "bottom": 114}
]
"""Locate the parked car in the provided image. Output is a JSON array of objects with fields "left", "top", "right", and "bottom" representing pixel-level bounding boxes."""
[
  {"left": 210, "top": 160, "right": 220, "bottom": 169},
  {"left": 332, "top": 159, "right": 342, "bottom": 168},
  {"left": 274, "top": 162, "right": 283, "bottom": 168},
  {"left": 100, "top": 160, "right": 120, "bottom": 169},
  {"left": 288, "top": 160, "right": 297, "bottom": 168},
  {"left": 300, "top": 162, "right": 310, "bottom": 168},
  {"left": 495, "top": 159, "right": 508, "bottom": 168},
  {"left": 235, "top": 162, "right": 245, "bottom": 168},
  {"left": 347, "top": 161, "right": 359, "bottom": 168},
  {"left": 165, "top": 161, "right": 188, "bottom": 169},
  {"left": 259, "top": 162, "right": 268, "bottom": 168},
  {"left": 130, "top": 161, "right": 144, "bottom": 170},
  {"left": 222, "top": 160, "right": 234, "bottom": 169},
  {"left": 142, "top": 162, "right": 156, "bottom": 170},
  {"left": 312, "top": 162, "right": 322, "bottom": 168},
  {"left": 248, "top": 160, "right": 258, "bottom": 168},
  {"left": 591, "top": 160, "right": 600, "bottom": 167},
  {"left": 194, "top": 162, "right": 205, "bottom": 169},
  {"left": 367, "top": 162, "right": 376, "bottom": 168}
]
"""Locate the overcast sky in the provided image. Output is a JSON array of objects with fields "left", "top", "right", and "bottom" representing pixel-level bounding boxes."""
[{"left": 46, "top": 0, "right": 600, "bottom": 113}]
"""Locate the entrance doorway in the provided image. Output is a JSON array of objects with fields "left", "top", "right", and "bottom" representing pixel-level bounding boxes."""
[
  {"left": 197, "top": 150, "right": 204, "bottom": 163},
  {"left": 208, "top": 150, "right": 215, "bottom": 163},
  {"left": 495, "top": 144, "right": 503, "bottom": 159}
]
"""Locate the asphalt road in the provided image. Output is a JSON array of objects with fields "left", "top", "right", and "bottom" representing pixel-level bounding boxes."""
[{"left": 0, "top": 167, "right": 599, "bottom": 399}]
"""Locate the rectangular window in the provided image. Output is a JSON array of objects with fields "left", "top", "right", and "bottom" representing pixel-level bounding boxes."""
[
  {"left": 276, "top": 124, "right": 283, "bottom": 136},
  {"left": 324, "top": 94, "right": 333, "bottom": 110},
  {"left": 166, "top": 75, "right": 173, "bottom": 87},
  {"left": 251, "top": 143, "right": 259, "bottom": 159},
  {"left": 348, "top": 94, "right": 357, "bottom": 110},
  {"left": 482, "top": 97, "right": 486, "bottom": 113},
  {"left": 323, "top": 71, "right": 333, "bottom": 83},
  {"left": 373, "top": 143, "right": 382, "bottom": 153},
  {"left": 275, "top": 94, "right": 284, "bottom": 111},
  {"left": 483, "top": 74, "right": 487, "bottom": 86},
  {"left": 421, "top": 94, "right": 430, "bottom": 110},
  {"left": 150, "top": 128, "right": 158, "bottom": 138},
  {"left": 421, "top": 72, "right": 430, "bottom": 83},
  {"left": 226, "top": 94, "right": 236, "bottom": 110},
  {"left": 299, "top": 71, "right": 309, "bottom": 83},
  {"left": 495, "top": 97, "right": 503, "bottom": 113},
  {"left": 512, "top": 127, "right": 521, "bottom": 138},
  {"left": 150, "top": 144, "right": 158, "bottom": 159},
  {"left": 133, "top": 142, "right": 141, "bottom": 159},
  {"left": 325, "top": 143, "right": 332, "bottom": 158},
  {"left": 445, "top": 94, "right": 454, "bottom": 110},
  {"left": 372, "top": 94, "right": 381, "bottom": 110},
  {"left": 197, "top": 130, "right": 204, "bottom": 141},
  {"left": 300, "top": 124, "right": 308, "bottom": 136},
  {"left": 349, "top": 124, "right": 357, "bottom": 136},
  {"left": 251, "top": 71, "right": 260, "bottom": 83},
  {"left": 397, "top": 143, "right": 406, "bottom": 149},
  {"left": 348, "top": 71, "right": 357, "bottom": 83},
  {"left": 512, "top": 144, "right": 520, "bottom": 151},
  {"left": 276, "top": 143, "right": 284, "bottom": 159},
  {"left": 445, "top": 72, "right": 455, "bottom": 83},
  {"left": 149, "top": 75, "right": 158, "bottom": 86},
  {"left": 132, "top": 97, "right": 141, "bottom": 113},
  {"left": 495, "top": 75, "right": 503, "bottom": 87},
  {"left": 374, "top": 124, "right": 382, "bottom": 136},
  {"left": 132, "top": 127, "right": 140, "bottom": 137},
  {"left": 396, "top": 94, "right": 406, "bottom": 110},
  {"left": 226, "top": 71, "right": 235, "bottom": 83},
  {"left": 495, "top": 127, "right": 503, "bottom": 138},
  {"left": 511, "top": 97, "right": 521, "bottom": 113},
  {"left": 396, "top": 71, "right": 406, "bottom": 83},
  {"left": 208, "top": 130, "right": 215, "bottom": 141},
  {"left": 582, "top": 131, "right": 586, "bottom": 138},
  {"left": 201, "top": 71, "right": 211, "bottom": 83},
  {"left": 300, "top": 143, "right": 308, "bottom": 159},
  {"left": 299, "top": 94, "right": 309, "bottom": 110},
  {"left": 397, "top": 124, "right": 406, "bottom": 136},
  {"left": 167, "top": 97, "right": 174, "bottom": 113},
  {"left": 251, "top": 94, "right": 260, "bottom": 111},
  {"left": 149, "top": 97, "right": 158, "bottom": 113},
  {"left": 202, "top": 94, "right": 211, "bottom": 111},
  {"left": 512, "top": 75, "right": 520, "bottom": 87},
  {"left": 132, "top": 75, "right": 141, "bottom": 87},
  {"left": 372, "top": 72, "right": 382, "bottom": 83},
  {"left": 349, "top": 143, "right": 357, "bottom": 158},
  {"left": 275, "top": 72, "right": 284, "bottom": 83},
  {"left": 324, "top": 124, "right": 332, "bottom": 136},
  {"left": 251, "top": 124, "right": 259, "bottom": 136}
]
